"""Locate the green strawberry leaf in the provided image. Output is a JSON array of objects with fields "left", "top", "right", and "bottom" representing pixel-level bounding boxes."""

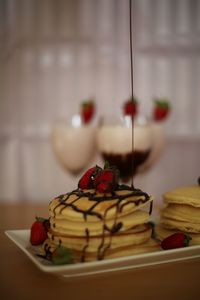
[
  {"left": 82, "top": 99, "right": 95, "bottom": 107},
  {"left": 184, "top": 234, "right": 192, "bottom": 247},
  {"left": 51, "top": 245, "right": 74, "bottom": 265},
  {"left": 35, "top": 216, "right": 47, "bottom": 223},
  {"left": 154, "top": 99, "right": 170, "bottom": 109},
  {"left": 104, "top": 160, "right": 110, "bottom": 170}
]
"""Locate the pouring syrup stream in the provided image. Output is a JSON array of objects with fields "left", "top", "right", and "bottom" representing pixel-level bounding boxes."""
[{"left": 129, "top": 0, "right": 135, "bottom": 189}]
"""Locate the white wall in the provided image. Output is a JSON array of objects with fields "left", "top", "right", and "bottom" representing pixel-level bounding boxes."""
[{"left": 0, "top": 0, "right": 200, "bottom": 202}]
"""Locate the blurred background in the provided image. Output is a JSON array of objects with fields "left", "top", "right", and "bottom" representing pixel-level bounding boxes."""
[{"left": 0, "top": 0, "right": 199, "bottom": 203}]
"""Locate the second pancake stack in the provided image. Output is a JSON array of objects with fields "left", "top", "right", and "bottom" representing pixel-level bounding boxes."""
[{"left": 156, "top": 184, "right": 200, "bottom": 245}]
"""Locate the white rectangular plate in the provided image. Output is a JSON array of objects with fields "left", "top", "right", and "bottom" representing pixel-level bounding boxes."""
[{"left": 5, "top": 229, "right": 200, "bottom": 279}]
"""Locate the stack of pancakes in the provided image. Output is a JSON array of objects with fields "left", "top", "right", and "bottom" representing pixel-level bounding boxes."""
[
  {"left": 43, "top": 187, "right": 159, "bottom": 262},
  {"left": 156, "top": 185, "right": 200, "bottom": 245}
]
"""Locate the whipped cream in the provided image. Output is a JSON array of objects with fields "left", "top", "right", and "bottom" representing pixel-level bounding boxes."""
[
  {"left": 52, "top": 125, "right": 96, "bottom": 172},
  {"left": 97, "top": 124, "right": 152, "bottom": 154}
]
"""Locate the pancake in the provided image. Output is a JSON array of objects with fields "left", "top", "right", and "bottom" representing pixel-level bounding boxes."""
[
  {"left": 163, "top": 185, "right": 200, "bottom": 207},
  {"left": 44, "top": 185, "right": 156, "bottom": 262},
  {"left": 50, "top": 209, "right": 150, "bottom": 236},
  {"left": 156, "top": 182, "right": 200, "bottom": 245},
  {"left": 156, "top": 225, "right": 200, "bottom": 246},
  {"left": 49, "top": 188, "right": 153, "bottom": 221},
  {"left": 160, "top": 203, "right": 200, "bottom": 233},
  {"left": 161, "top": 204, "right": 200, "bottom": 224},
  {"left": 160, "top": 217, "right": 200, "bottom": 233},
  {"left": 47, "top": 223, "right": 152, "bottom": 251},
  {"left": 44, "top": 228, "right": 160, "bottom": 262},
  {"left": 104, "top": 238, "right": 160, "bottom": 260}
]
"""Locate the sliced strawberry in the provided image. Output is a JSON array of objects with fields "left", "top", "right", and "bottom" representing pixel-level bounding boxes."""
[
  {"left": 81, "top": 100, "right": 95, "bottom": 124},
  {"left": 161, "top": 232, "right": 191, "bottom": 250},
  {"left": 30, "top": 217, "right": 49, "bottom": 245},
  {"left": 123, "top": 98, "right": 138, "bottom": 117},
  {"left": 78, "top": 165, "right": 102, "bottom": 189},
  {"left": 153, "top": 99, "right": 170, "bottom": 121}
]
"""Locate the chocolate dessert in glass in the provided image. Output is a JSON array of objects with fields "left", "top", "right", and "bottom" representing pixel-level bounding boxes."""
[
  {"left": 96, "top": 98, "right": 170, "bottom": 181},
  {"left": 97, "top": 113, "right": 153, "bottom": 181}
]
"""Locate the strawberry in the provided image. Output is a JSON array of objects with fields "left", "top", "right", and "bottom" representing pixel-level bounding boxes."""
[
  {"left": 78, "top": 162, "right": 120, "bottom": 193},
  {"left": 81, "top": 100, "right": 95, "bottom": 124},
  {"left": 153, "top": 99, "right": 170, "bottom": 121},
  {"left": 30, "top": 217, "right": 49, "bottom": 246},
  {"left": 95, "top": 167, "right": 119, "bottom": 193},
  {"left": 123, "top": 98, "right": 138, "bottom": 117},
  {"left": 78, "top": 165, "right": 102, "bottom": 189},
  {"left": 161, "top": 232, "right": 191, "bottom": 250}
]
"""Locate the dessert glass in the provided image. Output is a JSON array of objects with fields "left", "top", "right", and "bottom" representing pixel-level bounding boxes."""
[
  {"left": 96, "top": 114, "right": 164, "bottom": 181},
  {"left": 51, "top": 114, "right": 97, "bottom": 175},
  {"left": 139, "top": 121, "right": 165, "bottom": 173}
]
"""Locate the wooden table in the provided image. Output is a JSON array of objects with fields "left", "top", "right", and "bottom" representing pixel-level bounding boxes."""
[{"left": 0, "top": 202, "right": 200, "bottom": 300}]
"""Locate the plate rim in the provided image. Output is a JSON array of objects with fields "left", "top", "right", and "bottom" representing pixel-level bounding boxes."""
[{"left": 5, "top": 229, "right": 200, "bottom": 278}]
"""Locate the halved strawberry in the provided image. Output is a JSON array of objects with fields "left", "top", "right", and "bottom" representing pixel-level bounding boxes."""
[
  {"left": 81, "top": 100, "right": 95, "bottom": 124},
  {"left": 153, "top": 99, "right": 170, "bottom": 121},
  {"left": 30, "top": 217, "right": 49, "bottom": 246},
  {"left": 123, "top": 98, "right": 138, "bottom": 117},
  {"left": 78, "top": 165, "right": 102, "bottom": 189}
]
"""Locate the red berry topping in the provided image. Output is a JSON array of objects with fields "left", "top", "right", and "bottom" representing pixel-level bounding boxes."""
[
  {"left": 78, "top": 162, "right": 120, "bottom": 193},
  {"left": 78, "top": 165, "right": 102, "bottom": 189},
  {"left": 153, "top": 99, "right": 170, "bottom": 121},
  {"left": 30, "top": 217, "right": 49, "bottom": 246},
  {"left": 123, "top": 98, "right": 138, "bottom": 117},
  {"left": 161, "top": 232, "right": 191, "bottom": 250},
  {"left": 81, "top": 100, "right": 95, "bottom": 124},
  {"left": 95, "top": 167, "right": 119, "bottom": 193}
]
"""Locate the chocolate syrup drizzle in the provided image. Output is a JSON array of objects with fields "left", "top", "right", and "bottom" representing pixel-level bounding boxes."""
[
  {"left": 129, "top": 0, "right": 135, "bottom": 188},
  {"left": 51, "top": 186, "right": 151, "bottom": 261},
  {"left": 48, "top": 0, "right": 152, "bottom": 263}
]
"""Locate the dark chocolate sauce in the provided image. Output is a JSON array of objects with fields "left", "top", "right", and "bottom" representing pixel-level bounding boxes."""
[
  {"left": 101, "top": 0, "right": 137, "bottom": 184},
  {"left": 102, "top": 149, "right": 151, "bottom": 180},
  {"left": 129, "top": 0, "right": 134, "bottom": 188},
  {"left": 49, "top": 1, "right": 151, "bottom": 262},
  {"left": 81, "top": 228, "right": 89, "bottom": 262},
  {"left": 149, "top": 200, "right": 153, "bottom": 215}
]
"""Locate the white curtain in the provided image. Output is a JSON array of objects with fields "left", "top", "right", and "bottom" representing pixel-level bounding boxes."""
[{"left": 0, "top": 0, "right": 200, "bottom": 202}]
